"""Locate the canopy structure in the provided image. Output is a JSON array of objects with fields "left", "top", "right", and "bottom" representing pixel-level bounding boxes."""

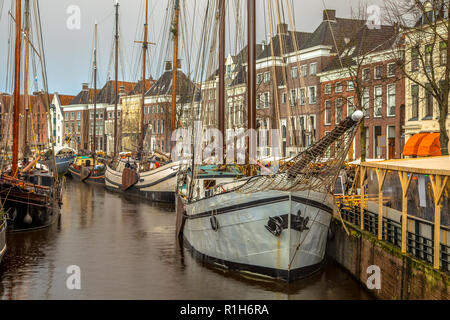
[
  {"left": 360, "top": 156, "right": 450, "bottom": 269},
  {"left": 403, "top": 133, "right": 428, "bottom": 156},
  {"left": 54, "top": 146, "right": 77, "bottom": 155},
  {"left": 403, "top": 132, "right": 441, "bottom": 157},
  {"left": 417, "top": 132, "right": 441, "bottom": 157}
]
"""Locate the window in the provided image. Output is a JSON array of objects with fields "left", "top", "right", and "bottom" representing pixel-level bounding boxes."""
[
  {"left": 425, "top": 84, "right": 433, "bottom": 118},
  {"left": 440, "top": 41, "right": 447, "bottom": 66},
  {"left": 425, "top": 44, "right": 433, "bottom": 66},
  {"left": 291, "top": 67, "right": 298, "bottom": 79},
  {"left": 411, "top": 47, "right": 419, "bottom": 71},
  {"left": 362, "top": 88, "right": 370, "bottom": 117},
  {"left": 299, "top": 88, "right": 306, "bottom": 105},
  {"left": 209, "top": 90, "right": 215, "bottom": 100},
  {"left": 308, "top": 86, "right": 317, "bottom": 104},
  {"left": 77, "top": 112, "right": 81, "bottom": 120},
  {"left": 71, "top": 112, "right": 75, "bottom": 120},
  {"left": 76, "top": 121, "right": 81, "bottom": 134},
  {"left": 301, "top": 65, "right": 308, "bottom": 77},
  {"left": 281, "top": 92, "right": 287, "bottom": 104},
  {"left": 335, "top": 82, "right": 343, "bottom": 93},
  {"left": 347, "top": 96, "right": 355, "bottom": 116},
  {"left": 309, "top": 63, "right": 317, "bottom": 75},
  {"left": 289, "top": 89, "right": 297, "bottom": 106},
  {"left": 387, "top": 84, "right": 396, "bottom": 117},
  {"left": 325, "top": 84, "right": 332, "bottom": 95},
  {"left": 256, "top": 94, "right": 261, "bottom": 109},
  {"left": 226, "top": 65, "right": 232, "bottom": 78},
  {"left": 335, "top": 98, "right": 343, "bottom": 123},
  {"left": 387, "top": 63, "right": 396, "bottom": 77},
  {"left": 325, "top": 100, "right": 331, "bottom": 125},
  {"left": 264, "top": 72, "right": 270, "bottom": 83},
  {"left": 347, "top": 81, "right": 354, "bottom": 91},
  {"left": 374, "top": 65, "right": 382, "bottom": 79},
  {"left": 257, "top": 73, "right": 263, "bottom": 84},
  {"left": 411, "top": 84, "right": 419, "bottom": 119},
  {"left": 362, "top": 68, "right": 370, "bottom": 81},
  {"left": 161, "top": 121, "right": 164, "bottom": 134},
  {"left": 374, "top": 86, "right": 382, "bottom": 117},
  {"left": 263, "top": 92, "right": 270, "bottom": 108}
]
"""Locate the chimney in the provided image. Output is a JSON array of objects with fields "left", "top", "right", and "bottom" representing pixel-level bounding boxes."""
[
  {"left": 323, "top": 9, "right": 336, "bottom": 21},
  {"left": 82, "top": 83, "right": 89, "bottom": 91},
  {"left": 119, "top": 85, "right": 126, "bottom": 96},
  {"left": 165, "top": 61, "right": 172, "bottom": 71},
  {"left": 277, "top": 23, "right": 288, "bottom": 35}
]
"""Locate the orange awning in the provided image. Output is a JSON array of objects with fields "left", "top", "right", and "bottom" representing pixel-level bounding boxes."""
[
  {"left": 403, "top": 133, "right": 428, "bottom": 156},
  {"left": 417, "top": 132, "right": 441, "bottom": 157}
]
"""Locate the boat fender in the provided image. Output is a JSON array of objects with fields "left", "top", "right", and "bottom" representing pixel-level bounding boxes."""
[
  {"left": 265, "top": 216, "right": 283, "bottom": 237},
  {"left": 210, "top": 216, "right": 219, "bottom": 232},
  {"left": 24, "top": 212, "right": 32, "bottom": 225}
]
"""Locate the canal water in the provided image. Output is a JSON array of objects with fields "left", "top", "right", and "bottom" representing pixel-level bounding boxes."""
[{"left": 0, "top": 178, "right": 371, "bottom": 299}]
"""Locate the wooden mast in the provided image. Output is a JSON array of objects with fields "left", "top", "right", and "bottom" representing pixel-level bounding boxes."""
[
  {"left": 93, "top": 22, "right": 98, "bottom": 155},
  {"left": 12, "top": 0, "right": 22, "bottom": 177},
  {"left": 171, "top": 0, "right": 180, "bottom": 137},
  {"left": 218, "top": 0, "right": 226, "bottom": 164},
  {"left": 139, "top": 0, "right": 149, "bottom": 159},
  {"left": 247, "top": 0, "right": 256, "bottom": 168},
  {"left": 114, "top": 0, "right": 119, "bottom": 157},
  {"left": 22, "top": 0, "right": 30, "bottom": 158}
]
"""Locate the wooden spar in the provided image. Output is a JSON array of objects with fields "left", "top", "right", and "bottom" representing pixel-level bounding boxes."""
[
  {"left": 218, "top": 0, "right": 225, "bottom": 164},
  {"left": 93, "top": 22, "right": 98, "bottom": 155},
  {"left": 171, "top": 0, "right": 180, "bottom": 141},
  {"left": 114, "top": 0, "right": 119, "bottom": 157},
  {"left": 247, "top": 0, "right": 256, "bottom": 167},
  {"left": 430, "top": 174, "right": 448, "bottom": 269},
  {"left": 398, "top": 171, "right": 412, "bottom": 253},
  {"left": 12, "top": 0, "right": 22, "bottom": 177},
  {"left": 23, "top": 0, "right": 30, "bottom": 157},
  {"left": 139, "top": 0, "right": 149, "bottom": 159}
]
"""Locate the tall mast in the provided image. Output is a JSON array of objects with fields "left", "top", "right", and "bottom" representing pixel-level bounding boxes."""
[
  {"left": 93, "top": 22, "right": 98, "bottom": 154},
  {"left": 139, "top": 0, "right": 149, "bottom": 158},
  {"left": 171, "top": 0, "right": 180, "bottom": 135},
  {"left": 218, "top": 0, "right": 226, "bottom": 164},
  {"left": 23, "top": 0, "right": 30, "bottom": 157},
  {"left": 247, "top": 0, "right": 256, "bottom": 165},
  {"left": 114, "top": 1, "right": 119, "bottom": 157},
  {"left": 12, "top": 0, "right": 22, "bottom": 177}
]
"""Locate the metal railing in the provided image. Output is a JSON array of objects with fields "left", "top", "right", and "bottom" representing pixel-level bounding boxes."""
[{"left": 339, "top": 203, "right": 450, "bottom": 273}]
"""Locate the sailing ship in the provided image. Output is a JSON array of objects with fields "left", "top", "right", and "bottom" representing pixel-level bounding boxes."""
[
  {"left": 68, "top": 22, "right": 106, "bottom": 185},
  {"left": 48, "top": 146, "right": 76, "bottom": 176},
  {"left": 175, "top": 0, "right": 363, "bottom": 281},
  {"left": 0, "top": 0, "right": 63, "bottom": 232},
  {"left": 104, "top": 0, "right": 180, "bottom": 203}
]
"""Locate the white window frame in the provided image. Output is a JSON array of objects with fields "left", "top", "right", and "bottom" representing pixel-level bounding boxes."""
[
  {"left": 264, "top": 72, "right": 270, "bottom": 83},
  {"left": 324, "top": 100, "right": 332, "bottom": 125},
  {"left": 325, "top": 84, "right": 332, "bottom": 95},
  {"left": 308, "top": 86, "right": 317, "bottom": 104},
  {"left": 299, "top": 88, "right": 306, "bottom": 105},
  {"left": 387, "top": 84, "right": 396, "bottom": 117},
  {"left": 347, "top": 80, "right": 354, "bottom": 91},
  {"left": 335, "top": 82, "right": 343, "bottom": 93},
  {"left": 374, "top": 86, "right": 383, "bottom": 117},
  {"left": 309, "top": 63, "right": 317, "bottom": 75},
  {"left": 387, "top": 63, "right": 396, "bottom": 77}
]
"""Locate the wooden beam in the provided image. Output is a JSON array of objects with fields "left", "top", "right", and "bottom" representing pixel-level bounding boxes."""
[
  {"left": 398, "top": 171, "right": 412, "bottom": 253},
  {"left": 430, "top": 175, "right": 447, "bottom": 270},
  {"left": 360, "top": 166, "right": 367, "bottom": 230},
  {"left": 376, "top": 168, "right": 387, "bottom": 241}
]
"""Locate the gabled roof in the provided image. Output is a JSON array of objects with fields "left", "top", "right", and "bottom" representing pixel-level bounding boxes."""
[
  {"left": 96, "top": 80, "right": 137, "bottom": 104},
  {"left": 257, "top": 31, "right": 312, "bottom": 59},
  {"left": 321, "top": 24, "right": 398, "bottom": 73},
  {"left": 146, "top": 70, "right": 197, "bottom": 103},
  {"left": 300, "top": 18, "right": 367, "bottom": 52},
  {"left": 58, "top": 94, "right": 76, "bottom": 106},
  {"left": 129, "top": 79, "right": 154, "bottom": 96},
  {"left": 68, "top": 88, "right": 100, "bottom": 105}
]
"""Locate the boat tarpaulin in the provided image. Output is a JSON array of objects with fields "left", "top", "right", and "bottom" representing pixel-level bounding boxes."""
[
  {"left": 403, "top": 133, "right": 429, "bottom": 156},
  {"left": 417, "top": 132, "right": 441, "bottom": 157}
]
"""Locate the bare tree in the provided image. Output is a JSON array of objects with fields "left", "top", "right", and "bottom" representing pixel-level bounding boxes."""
[{"left": 385, "top": 0, "right": 450, "bottom": 155}]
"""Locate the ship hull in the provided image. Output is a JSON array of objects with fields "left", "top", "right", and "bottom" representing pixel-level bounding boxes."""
[
  {"left": 0, "top": 183, "right": 61, "bottom": 232},
  {"left": 180, "top": 190, "right": 335, "bottom": 282},
  {"left": 68, "top": 165, "right": 105, "bottom": 185},
  {"left": 54, "top": 156, "right": 75, "bottom": 176},
  {"left": 0, "top": 219, "right": 6, "bottom": 264},
  {"left": 105, "top": 162, "right": 179, "bottom": 203}
]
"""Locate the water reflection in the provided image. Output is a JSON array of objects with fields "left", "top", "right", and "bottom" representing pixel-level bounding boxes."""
[{"left": 0, "top": 178, "right": 371, "bottom": 300}]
